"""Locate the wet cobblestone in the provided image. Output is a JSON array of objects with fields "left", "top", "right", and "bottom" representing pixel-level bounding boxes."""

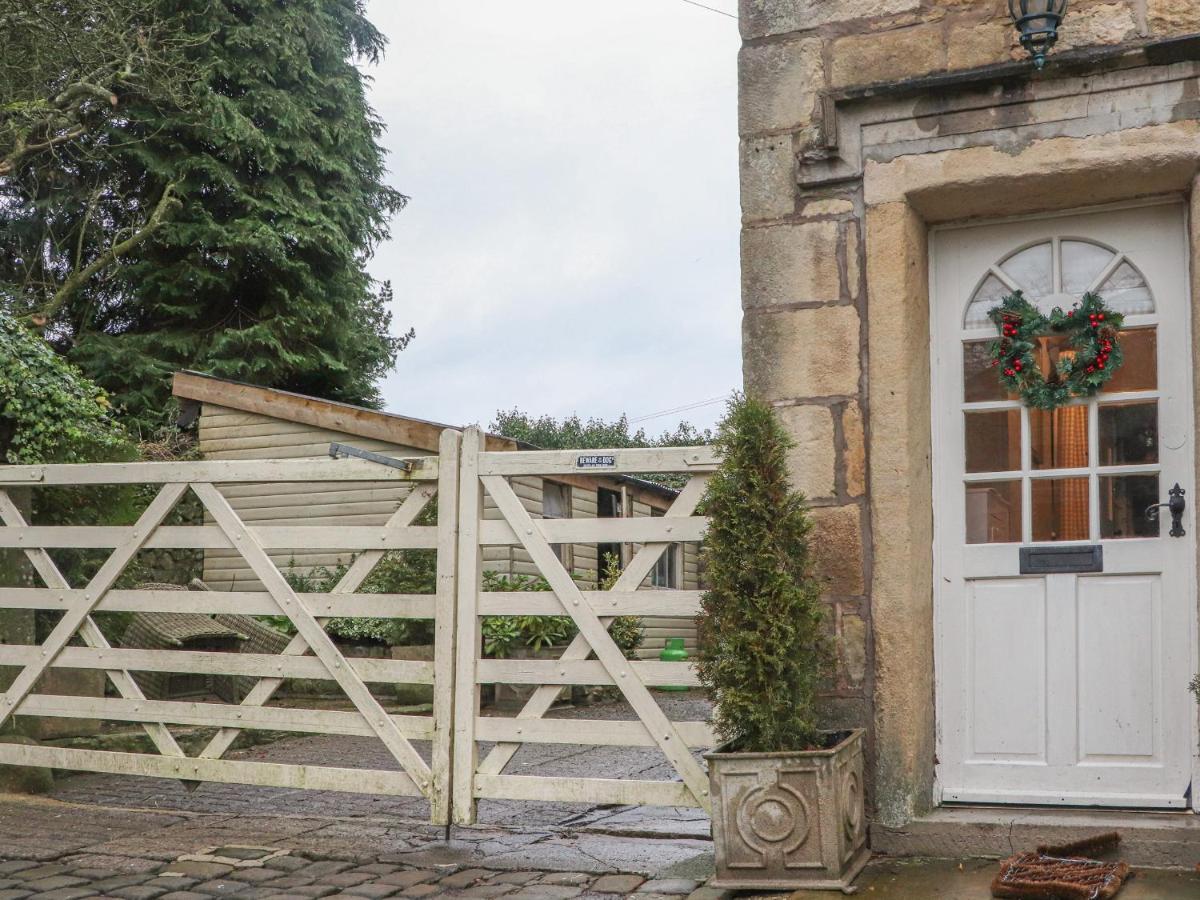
[{"left": 0, "top": 851, "right": 717, "bottom": 899}]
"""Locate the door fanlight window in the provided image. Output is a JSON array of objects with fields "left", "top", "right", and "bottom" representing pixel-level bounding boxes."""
[
  {"left": 961, "top": 237, "right": 1159, "bottom": 544},
  {"left": 965, "top": 238, "right": 1154, "bottom": 329}
]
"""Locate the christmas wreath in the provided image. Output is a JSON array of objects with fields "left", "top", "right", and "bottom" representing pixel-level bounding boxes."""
[{"left": 987, "top": 291, "right": 1124, "bottom": 410}]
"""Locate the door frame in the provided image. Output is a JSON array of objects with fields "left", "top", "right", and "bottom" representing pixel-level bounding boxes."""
[{"left": 927, "top": 195, "right": 1200, "bottom": 811}]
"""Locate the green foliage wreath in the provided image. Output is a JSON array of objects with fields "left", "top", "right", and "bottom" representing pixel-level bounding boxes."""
[{"left": 988, "top": 291, "right": 1124, "bottom": 410}]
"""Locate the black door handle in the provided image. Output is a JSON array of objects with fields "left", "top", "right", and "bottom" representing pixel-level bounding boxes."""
[{"left": 1146, "top": 483, "right": 1186, "bottom": 538}]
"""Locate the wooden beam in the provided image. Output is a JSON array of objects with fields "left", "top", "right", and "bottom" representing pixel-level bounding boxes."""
[
  {"left": 173, "top": 371, "right": 517, "bottom": 452},
  {"left": 18, "top": 694, "right": 435, "bottom": 739},
  {"left": 0, "top": 588, "right": 437, "bottom": 619},
  {"left": 474, "top": 774, "right": 700, "bottom": 808},
  {"left": 478, "top": 517, "right": 707, "bottom": 546},
  {"left": 0, "top": 457, "right": 438, "bottom": 486},
  {"left": 0, "top": 646, "right": 433, "bottom": 682},
  {"left": 0, "top": 742, "right": 421, "bottom": 796},
  {"left": 475, "top": 717, "right": 715, "bottom": 748},
  {"left": 0, "top": 524, "right": 438, "bottom": 550},
  {"left": 478, "top": 447, "right": 720, "bottom": 476},
  {"left": 477, "top": 590, "right": 702, "bottom": 617},
  {"left": 477, "top": 659, "right": 701, "bottom": 687}
]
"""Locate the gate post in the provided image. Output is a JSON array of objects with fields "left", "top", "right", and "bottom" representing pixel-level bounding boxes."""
[
  {"left": 451, "top": 427, "right": 484, "bottom": 825},
  {"left": 430, "top": 428, "right": 461, "bottom": 825}
]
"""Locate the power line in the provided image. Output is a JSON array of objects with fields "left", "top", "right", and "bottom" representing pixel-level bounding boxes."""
[
  {"left": 629, "top": 393, "right": 732, "bottom": 424},
  {"left": 677, "top": 0, "right": 738, "bottom": 20}
]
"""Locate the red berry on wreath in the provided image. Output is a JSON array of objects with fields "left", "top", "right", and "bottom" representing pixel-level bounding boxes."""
[{"left": 1098, "top": 313, "right": 1105, "bottom": 321}]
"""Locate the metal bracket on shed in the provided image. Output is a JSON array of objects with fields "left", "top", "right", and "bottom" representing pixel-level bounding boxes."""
[{"left": 328, "top": 442, "right": 418, "bottom": 473}]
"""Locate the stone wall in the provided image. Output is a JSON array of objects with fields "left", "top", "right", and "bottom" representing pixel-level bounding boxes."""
[{"left": 738, "top": 0, "right": 1200, "bottom": 811}]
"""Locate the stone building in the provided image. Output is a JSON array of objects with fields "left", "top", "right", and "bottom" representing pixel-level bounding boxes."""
[{"left": 739, "top": 0, "right": 1200, "bottom": 845}]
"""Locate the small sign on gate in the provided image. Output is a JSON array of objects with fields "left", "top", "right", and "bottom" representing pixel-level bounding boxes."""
[{"left": 576, "top": 455, "right": 617, "bottom": 469}]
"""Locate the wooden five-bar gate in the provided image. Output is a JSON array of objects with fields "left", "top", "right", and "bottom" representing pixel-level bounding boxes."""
[{"left": 0, "top": 428, "right": 716, "bottom": 825}]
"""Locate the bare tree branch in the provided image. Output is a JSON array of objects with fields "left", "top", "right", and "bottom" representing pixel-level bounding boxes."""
[{"left": 39, "top": 180, "right": 181, "bottom": 320}]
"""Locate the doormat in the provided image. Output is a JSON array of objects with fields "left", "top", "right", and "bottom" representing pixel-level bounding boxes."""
[{"left": 991, "top": 832, "right": 1130, "bottom": 900}]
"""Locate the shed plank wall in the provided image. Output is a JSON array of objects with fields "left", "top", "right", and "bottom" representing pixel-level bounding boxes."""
[
  {"left": 198, "top": 402, "right": 428, "bottom": 590},
  {"left": 196, "top": 403, "right": 699, "bottom": 655}
]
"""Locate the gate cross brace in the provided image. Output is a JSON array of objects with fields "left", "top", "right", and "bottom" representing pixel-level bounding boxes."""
[
  {"left": 476, "top": 473, "right": 709, "bottom": 780},
  {"left": 480, "top": 475, "right": 712, "bottom": 811},
  {"left": 195, "top": 484, "right": 437, "bottom": 764},
  {"left": 191, "top": 483, "right": 434, "bottom": 796},
  {"left": 0, "top": 484, "right": 189, "bottom": 750}
]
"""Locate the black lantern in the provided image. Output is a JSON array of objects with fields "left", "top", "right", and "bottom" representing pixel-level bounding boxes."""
[{"left": 1008, "top": 0, "right": 1068, "bottom": 69}]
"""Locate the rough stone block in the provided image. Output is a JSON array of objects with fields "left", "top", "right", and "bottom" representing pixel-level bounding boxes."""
[
  {"left": 743, "top": 306, "right": 861, "bottom": 399},
  {"left": 800, "top": 198, "right": 854, "bottom": 217},
  {"left": 739, "top": 0, "right": 921, "bottom": 40},
  {"left": 809, "top": 504, "right": 866, "bottom": 595},
  {"left": 842, "top": 400, "right": 866, "bottom": 497},
  {"left": 1057, "top": 3, "right": 1138, "bottom": 49},
  {"left": 742, "top": 221, "right": 842, "bottom": 308},
  {"left": 591, "top": 874, "right": 645, "bottom": 894},
  {"left": 839, "top": 609, "right": 868, "bottom": 687},
  {"left": 947, "top": 20, "right": 1014, "bottom": 71},
  {"left": 777, "top": 405, "right": 837, "bottom": 501},
  {"left": 830, "top": 24, "right": 946, "bottom": 89},
  {"left": 844, "top": 220, "right": 861, "bottom": 298},
  {"left": 1148, "top": 0, "right": 1200, "bottom": 32},
  {"left": 740, "top": 137, "right": 794, "bottom": 222},
  {"left": 738, "top": 39, "right": 822, "bottom": 135}
]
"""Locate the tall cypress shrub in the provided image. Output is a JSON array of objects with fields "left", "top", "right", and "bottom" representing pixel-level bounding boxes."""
[{"left": 696, "top": 396, "right": 830, "bottom": 753}]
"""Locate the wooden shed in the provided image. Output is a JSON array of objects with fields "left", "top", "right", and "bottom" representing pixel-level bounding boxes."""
[{"left": 172, "top": 372, "right": 700, "bottom": 658}]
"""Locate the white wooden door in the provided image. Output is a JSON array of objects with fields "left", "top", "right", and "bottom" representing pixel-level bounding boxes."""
[{"left": 931, "top": 202, "right": 1197, "bottom": 808}]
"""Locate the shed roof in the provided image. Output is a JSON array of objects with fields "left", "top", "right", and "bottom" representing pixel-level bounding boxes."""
[
  {"left": 172, "top": 371, "right": 680, "bottom": 501},
  {"left": 173, "top": 370, "right": 518, "bottom": 452}
]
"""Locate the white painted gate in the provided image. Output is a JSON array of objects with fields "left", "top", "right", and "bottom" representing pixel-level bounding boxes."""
[
  {"left": 0, "top": 428, "right": 716, "bottom": 823},
  {"left": 931, "top": 201, "right": 1197, "bottom": 808},
  {"left": 451, "top": 430, "right": 717, "bottom": 822},
  {"left": 0, "top": 437, "right": 460, "bottom": 823}
]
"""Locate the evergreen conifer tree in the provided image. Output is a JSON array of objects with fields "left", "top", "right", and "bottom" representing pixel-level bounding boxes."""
[
  {"left": 696, "top": 396, "right": 831, "bottom": 752},
  {"left": 2, "top": 0, "right": 410, "bottom": 431}
]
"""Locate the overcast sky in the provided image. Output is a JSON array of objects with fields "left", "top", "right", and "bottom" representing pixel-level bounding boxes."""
[{"left": 362, "top": 1, "right": 742, "bottom": 434}]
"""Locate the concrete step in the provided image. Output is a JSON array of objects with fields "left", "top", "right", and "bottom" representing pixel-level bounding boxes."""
[{"left": 871, "top": 806, "right": 1200, "bottom": 868}]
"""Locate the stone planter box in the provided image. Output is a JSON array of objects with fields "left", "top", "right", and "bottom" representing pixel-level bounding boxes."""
[{"left": 706, "top": 728, "right": 868, "bottom": 892}]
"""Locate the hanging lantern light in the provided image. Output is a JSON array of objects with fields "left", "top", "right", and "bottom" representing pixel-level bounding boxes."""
[{"left": 1008, "top": 0, "right": 1068, "bottom": 70}]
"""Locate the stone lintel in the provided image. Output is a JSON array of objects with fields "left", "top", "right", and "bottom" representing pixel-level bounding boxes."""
[{"left": 800, "top": 41, "right": 1200, "bottom": 187}]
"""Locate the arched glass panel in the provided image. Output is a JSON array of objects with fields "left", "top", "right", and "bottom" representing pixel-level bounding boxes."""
[
  {"left": 999, "top": 242, "right": 1053, "bottom": 298},
  {"left": 1100, "top": 261, "right": 1154, "bottom": 315},
  {"left": 964, "top": 238, "right": 1154, "bottom": 329},
  {"left": 1061, "top": 241, "right": 1114, "bottom": 294}
]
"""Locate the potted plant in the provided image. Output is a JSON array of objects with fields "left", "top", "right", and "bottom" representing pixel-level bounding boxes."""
[{"left": 698, "top": 397, "right": 868, "bottom": 892}]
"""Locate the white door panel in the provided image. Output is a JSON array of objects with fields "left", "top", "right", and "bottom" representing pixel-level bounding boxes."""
[{"left": 932, "top": 202, "right": 1196, "bottom": 808}]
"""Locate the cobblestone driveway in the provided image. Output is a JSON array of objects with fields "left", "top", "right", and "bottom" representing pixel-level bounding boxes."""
[{"left": 0, "top": 851, "right": 718, "bottom": 900}]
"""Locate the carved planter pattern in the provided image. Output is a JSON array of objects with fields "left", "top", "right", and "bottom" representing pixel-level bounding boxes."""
[{"left": 706, "top": 728, "right": 868, "bottom": 891}]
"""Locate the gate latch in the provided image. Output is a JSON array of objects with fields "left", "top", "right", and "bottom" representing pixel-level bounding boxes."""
[
  {"left": 328, "top": 442, "right": 417, "bottom": 474},
  {"left": 1146, "top": 482, "right": 1187, "bottom": 538}
]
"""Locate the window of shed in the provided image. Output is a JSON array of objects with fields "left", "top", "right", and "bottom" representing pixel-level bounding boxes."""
[
  {"left": 649, "top": 508, "right": 680, "bottom": 589},
  {"left": 542, "top": 481, "right": 571, "bottom": 566}
]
